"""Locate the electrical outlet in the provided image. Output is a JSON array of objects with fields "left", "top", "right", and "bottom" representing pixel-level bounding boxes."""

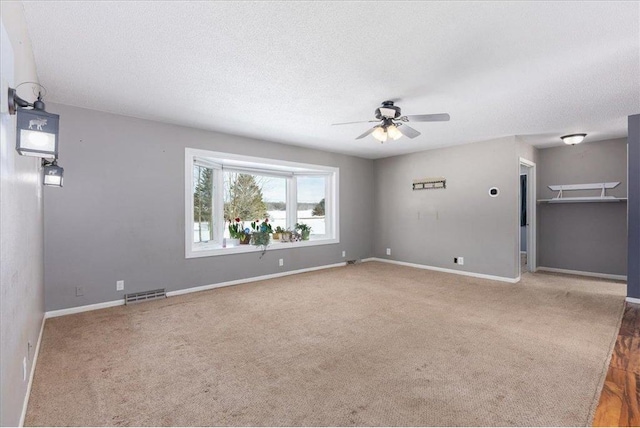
[
  {"left": 279, "top": 258, "right": 284, "bottom": 267},
  {"left": 342, "top": 251, "right": 346, "bottom": 258},
  {"left": 458, "top": 257, "right": 464, "bottom": 265},
  {"left": 116, "top": 280, "right": 124, "bottom": 291},
  {"left": 386, "top": 248, "right": 391, "bottom": 256},
  {"left": 75, "top": 286, "right": 84, "bottom": 296}
]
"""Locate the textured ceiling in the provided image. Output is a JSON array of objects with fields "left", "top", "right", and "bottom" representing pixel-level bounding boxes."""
[{"left": 21, "top": 1, "right": 640, "bottom": 159}]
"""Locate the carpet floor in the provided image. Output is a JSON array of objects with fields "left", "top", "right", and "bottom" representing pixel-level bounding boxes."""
[{"left": 25, "top": 262, "right": 626, "bottom": 426}]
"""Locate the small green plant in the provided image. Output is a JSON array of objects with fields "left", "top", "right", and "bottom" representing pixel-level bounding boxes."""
[
  {"left": 251, "top": 231, "right": 271, "bottom": 247},
  {"left": 239, "top": 227, "right": 252, "bottom": 244},
  {"left": 250, "top": 219, "right": 273, "bottom": 257},
  {"left": 295, "top": 222, "right": 311, "bottom": 240},
  {"left": 251, "top": 218, "right": 273, "bottom": 234},
  {"left": 228, "top": 217, "right": 243, "bottom": 239},
  {"left": 272, "top": 225, "right": 285, "bottom": 241}
]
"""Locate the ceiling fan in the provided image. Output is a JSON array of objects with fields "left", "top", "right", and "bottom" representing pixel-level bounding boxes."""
[{"left": 332, "top": 100, "right": 450, "bottom": 143}]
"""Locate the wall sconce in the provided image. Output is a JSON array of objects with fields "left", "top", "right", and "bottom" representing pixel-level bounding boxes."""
[
  {"left": 42, "top": 159, "right": 64, "bottom": 187},
  {"left": 8, "top": 86, "right": 59, "bottom": 159}
]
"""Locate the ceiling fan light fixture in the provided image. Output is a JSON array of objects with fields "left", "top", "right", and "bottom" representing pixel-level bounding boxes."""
[
  {"left": 561, "top": 133, "right": 587, "bottom": 145},
  {"left": 387, "top": 124, "right": 402, "bottom": 140},
  {"left": 372, "top": 126, "right": 387, "bottom": 142},
  {"left": 332, "top": 101, "right": 450, "bottom": 142}
]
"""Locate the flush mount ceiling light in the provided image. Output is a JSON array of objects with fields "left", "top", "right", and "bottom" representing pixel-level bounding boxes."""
[
  {"left": 8, "top": 84, "right": 59, "bottom": 158},
  {"left": 332, "top": 100, "right": 450, "bottom": 144},
  {"left": 561, "top": 133, "right": 587, "bottom": 145}
]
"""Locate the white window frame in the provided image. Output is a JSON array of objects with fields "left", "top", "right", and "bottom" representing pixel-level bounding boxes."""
[{"left": 185, "top": 148, "right": 339, "bottom": 258}]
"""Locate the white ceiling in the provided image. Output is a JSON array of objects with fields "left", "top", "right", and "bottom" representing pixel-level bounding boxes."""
[{"left": 21, "top": 1, "right": 640, "bottom": 159}]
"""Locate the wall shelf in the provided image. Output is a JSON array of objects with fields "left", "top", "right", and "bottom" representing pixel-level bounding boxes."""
[
  {"left": 537, "top": 182, "right": 627, "bottom": 204},
  {"left": 412, "top": 177, "right": 446, "bottom": 190},
  {"left": 538, "top": 197, "right": 627, "bottom": 204}
]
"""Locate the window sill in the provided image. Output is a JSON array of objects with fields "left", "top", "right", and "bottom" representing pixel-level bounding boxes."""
[{"left": 186, "top": 237, "right": 339, "bottom": 259}]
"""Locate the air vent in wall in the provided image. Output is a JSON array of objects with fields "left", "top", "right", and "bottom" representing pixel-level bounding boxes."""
[{"left": 125, "top": 289, "right": 166, "bottom": 305}]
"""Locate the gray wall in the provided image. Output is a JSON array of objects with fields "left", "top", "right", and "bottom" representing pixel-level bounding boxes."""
[
  {"left": 537, "top": 138, "right": 628, "bottom": 276},
  {"left": 43, "top": 104, "right": 374, "bottom": 311},
  {"left": 0, "top": 6, "right": 45, "bottom": 427},
  {"left": 629, "top": 115, "right": 640, "bottom": 298},
  {"left": 373, "top": 136, "right": 528, "bottom": 280}
]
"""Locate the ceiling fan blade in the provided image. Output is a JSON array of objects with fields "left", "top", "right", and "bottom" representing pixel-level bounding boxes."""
[
  {"left": 332, "top": 120, "right": 379, "bottom": 126},
  {"left": 404, "top": 113, "right": 450, "bottom": 122},
  {"left": 355, "top": 127, "right": 377, "bottom": 140},
  {"left": 398, "top": 124, "right": 421, "bottom": 139}
]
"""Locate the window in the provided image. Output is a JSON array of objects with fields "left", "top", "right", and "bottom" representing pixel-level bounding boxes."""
[
  {"left": 223, "top": 171, "right": 287, "bottom": 238},
  {"left": 297, "top": 175, "right": 328, "bottom": 238},
  {"left": 193, "top": 165, "right": 214, "bottom": 243},
  {"left": 185, "top": 148, "right": 339, "bottom": 258}
]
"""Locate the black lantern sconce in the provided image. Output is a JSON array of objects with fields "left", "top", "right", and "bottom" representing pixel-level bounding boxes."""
[
  {"left": 8, "top": 86, "right": 59, "bottom": 159},
  {"left": 8, "top": 84, "right": 65, "bottom": 188},
  {"left": 42, "top": 159, "right": 64, "bottom": 187}
]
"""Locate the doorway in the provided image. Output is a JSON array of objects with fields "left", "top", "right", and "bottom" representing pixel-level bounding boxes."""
[{"left": 519, "top": 158, "right": 536, "bottom": 274}]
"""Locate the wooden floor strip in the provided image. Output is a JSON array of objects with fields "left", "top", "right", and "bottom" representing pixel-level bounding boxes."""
[
  {"left": 594, "top": 303, "right": 640, "bottom": 427},
  {"left": 621, "top": 372, "right": 640, "bottom": 426},
  {"left": 628, "top": 339, "right": 640, "bottom": 375},
  {"left": 620, "top": 305, "right": 640, "bottom": 338},
  {"left": 610, "top": 336, "right": 631, "bottom": 371},
  {"left": 594, "top": 368, "right": 626, "bottom": 426}
]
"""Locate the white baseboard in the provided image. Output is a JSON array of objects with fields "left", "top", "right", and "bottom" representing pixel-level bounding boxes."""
[
  {"left": 359, "top": 257, "right": 377, "bottom": 263},
  {"left": 167, "top": 262, "right": 347, "bottom": 297},
  {"left": 537, "top": 266, "right": 627, "bottom": 281},
  {"left": 19, "top": 315, "right": 45, "bottom": 427},
  {"left": 626, "top": 297, "right": 640, "bottom": 305},
  {"left": 45, "top": 299, "right": 125, "bottom": 319},
  {"left": 45, "top": 263, "right": 348, "bottom": 317},
  {"left": 362, "top": 258, "right": 520, "bottom": 283}
]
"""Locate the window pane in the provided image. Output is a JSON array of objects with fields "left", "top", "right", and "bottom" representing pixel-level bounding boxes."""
[
  {"left": 297, "top": 176, "right": 326, "bottom": 236},
  {"left": 193, "top": 165, "right": 214, "bottom": 243},
  {"left": 223, "top": 172, "right": 287, "bottom": 238}
]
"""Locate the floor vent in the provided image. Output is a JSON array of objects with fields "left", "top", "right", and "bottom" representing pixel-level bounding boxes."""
[
  {"left": 125, "top": 289, "right": 166, "bottom": 305},
  {"left": 347, "top": 260, "right": 358, "bottom": 265}
]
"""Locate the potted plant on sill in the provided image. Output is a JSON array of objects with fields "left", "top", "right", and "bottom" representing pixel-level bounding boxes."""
[
  {"left": 250, "top": 218, "right": 273, "bottom": 257},
  {"left": 239, "top": 228, "right": 252, "bottom": 245},
  {"left": 295, "top": 222, "right": 312, "bottom": 241},
  {"left": 272, "top": 226, "right": 285, "bottom": 241},
  {"left": 227, "top": 218, "right": 244, "bottom": 246}
]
